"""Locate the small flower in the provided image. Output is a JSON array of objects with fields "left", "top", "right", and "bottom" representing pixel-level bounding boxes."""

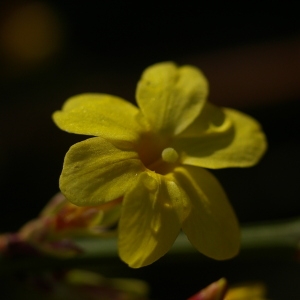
[
  {"left": 188, "top": 278, "right": 227, "bottom": 300},
  {"left": 38, "top": 193, "right": 121, "bottom": 238},
  {"left": 187, "top": 279, "right": 268, "bottom": 300},
  {"left": 0, "top": 193, "right": 121, "bottom": 257},
  {"left": 53, "top": 62, "right": 267, "bottom": 268},
  {"left": 4, "top": 269, "right": 149, "bottom": 300}
]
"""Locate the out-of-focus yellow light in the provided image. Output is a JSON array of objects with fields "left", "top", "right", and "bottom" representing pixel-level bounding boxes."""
[{"left": 0, "top": 1, "right": 64, "bottom": 68}]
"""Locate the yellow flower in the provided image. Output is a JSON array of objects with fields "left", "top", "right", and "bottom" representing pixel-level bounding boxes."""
[
  {"left": 187, "top": 279, "right": 268, "bottom": 300},
  {"left": 53, "top": 62, "right": 267, "bottom": 268},
  {"left": 224, "top": 282, "right": 268, "bottom": 300}
]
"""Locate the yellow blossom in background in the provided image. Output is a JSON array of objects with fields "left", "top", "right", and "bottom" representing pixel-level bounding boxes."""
[
  {"left": 53, "top": 62, "right": 267, "bottom": 268},
  {"left": 187, "top": 279, "right": 268, "bottom": 300},
  {"left": 224, "top": 282, "right": 268, "bottom": 300}
]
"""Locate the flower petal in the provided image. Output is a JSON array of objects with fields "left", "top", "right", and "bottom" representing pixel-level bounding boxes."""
[
  {"left": 53, "top": 93, "right": 144, "bottom": 142},
  {"left": 174, "top": 103, "right": 267, "bottom": 168},
  {"left": 60, "top": 137, "right": 144, "bottom": 205},
  {"left": 173, "top": 166, "right": 240, "bottom": 260},
  {"left": 136, "top": 62, "right": 208, "bottom": 136},
  {"left": 118, "top": 172, "right": 181, "bottom": 268}
]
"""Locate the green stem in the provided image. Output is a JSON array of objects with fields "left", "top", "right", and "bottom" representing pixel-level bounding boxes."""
[{"left": 0, "top": 217, "right": 299, "bottom": 275}]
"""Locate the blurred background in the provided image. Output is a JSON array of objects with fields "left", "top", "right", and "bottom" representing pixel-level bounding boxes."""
[{"left": 0, "top": 1, "right": 299, "bottom": 299}]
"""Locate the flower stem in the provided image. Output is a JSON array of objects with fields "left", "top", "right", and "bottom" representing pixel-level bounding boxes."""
[{"left": 0, "top": 217, "right": 299, "bottom": 274}]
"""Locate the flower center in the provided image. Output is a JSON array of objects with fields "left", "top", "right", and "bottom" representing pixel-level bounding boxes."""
[
  {"left": 161, "top": 147, "right": 179, "bottom": 163},
  {"left": 135, "top": 132, "right": 179, "bottom": 175}
]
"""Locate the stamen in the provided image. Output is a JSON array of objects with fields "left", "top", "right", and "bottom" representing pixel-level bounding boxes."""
[{"left": 161, "top": 148, "right": 179, "bottom": 163}]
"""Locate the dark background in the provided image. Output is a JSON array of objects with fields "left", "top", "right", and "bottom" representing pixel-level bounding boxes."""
[{"left": 0, "top": 2, "right": 299, "bottom": 299}]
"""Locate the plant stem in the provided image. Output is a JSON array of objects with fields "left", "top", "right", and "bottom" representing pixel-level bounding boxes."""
[{"left": 0, "top": 217, "right": 299, "bottom": 275}]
